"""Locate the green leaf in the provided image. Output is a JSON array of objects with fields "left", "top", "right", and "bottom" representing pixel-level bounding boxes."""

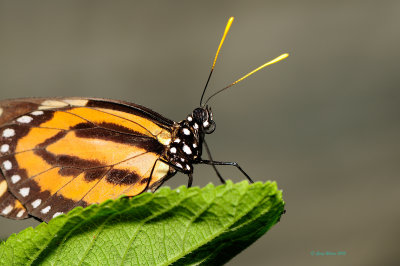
[{"left": 0, "top": 180, "right": 285, "bottom": 265}]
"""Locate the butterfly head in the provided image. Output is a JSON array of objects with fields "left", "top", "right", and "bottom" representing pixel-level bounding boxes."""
[{"left": 191, "top": 106, "right": 216, "bottom": 134}]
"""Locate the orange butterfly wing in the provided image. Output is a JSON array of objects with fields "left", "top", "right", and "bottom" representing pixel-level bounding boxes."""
[{"left": 0, "top": 98, "right": 176, "bottom": 222}]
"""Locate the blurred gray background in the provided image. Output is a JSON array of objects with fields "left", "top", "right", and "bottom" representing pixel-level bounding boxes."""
[{"left": 1, "top": 1, "right": 399, "bottom": 265}]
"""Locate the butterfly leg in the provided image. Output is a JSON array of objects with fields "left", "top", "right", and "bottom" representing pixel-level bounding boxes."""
[
  {"left": 159, "top": 158, "right": 194, "bottom": 188},
  {"left": 199, "top": 159, "right": 254, "bottom": 183},
  {"left": 187, "top": 173, "right": 193, "bottom": 187},
  {"left": 143, "top": 160, "right": 158, "bottom": 193},
  {"left": 203, "top": 140, "right": 226, "bottom": 184}
]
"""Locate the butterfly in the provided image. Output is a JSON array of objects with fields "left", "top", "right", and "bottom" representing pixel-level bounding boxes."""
[{"left": 0, "top": 17, "right": 288, "bottom": 222}]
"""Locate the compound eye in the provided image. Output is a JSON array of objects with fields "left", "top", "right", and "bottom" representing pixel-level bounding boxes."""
[
  {"left": 192, "top": 108, "right": 207, "bottom": 122},
  {"left": 204, "top": 120, "right": 216, "bottom": 134}
]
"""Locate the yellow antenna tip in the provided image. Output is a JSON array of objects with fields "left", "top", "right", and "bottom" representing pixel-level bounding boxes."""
[
  {"left": 264, "top": 53, "right": 289, "bottom": 66},
  {"left": 230, "top": 52, "right": 289, "bottom": 86},
  {"left": 281, "top": 53, "right": 289, "bottom": 59}
]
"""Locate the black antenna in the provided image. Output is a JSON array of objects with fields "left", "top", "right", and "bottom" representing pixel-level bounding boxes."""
[{"left": 200, "top": 17, "right": 234, "bottom": 107}]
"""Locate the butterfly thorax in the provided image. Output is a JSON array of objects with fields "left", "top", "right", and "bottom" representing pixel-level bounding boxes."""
[{"left": 165, "top": 107, "right": 215, "bottom": 173}]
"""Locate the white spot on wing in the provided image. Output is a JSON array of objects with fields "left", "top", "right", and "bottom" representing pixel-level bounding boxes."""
[
  {"left": 2, "top": 205, "right": 13, "bottom": 215},
  {"left": 175, "top": 163, "right": 182, "bottom": 168},
  {"left": 53, "top": 212, "right": 63, "bottom": 218},
  {"left": 31, "top": 199, "right": 42, "bottom": 209},
  {"left": 2, "top": 128, "right": 15, "bottom": 138},
  {"left": 1, "top": 144, "right": 9, "bottom": 153},
  {"left": 11, "top": 175, "right": 21, "bottom": 184},
  {"left": 203, "top": 121, "right": 209, "bottom": 127},
  {"left": 17, "top": 116, "right": 33, "bottom": 124},
  {"left": 182, "top": 145, "right": 192, "bottom": 155},
  {"left": 185, "top": 165, "right": 191, "bottom": 170},
  {"left": 170, "top": 147, "right": 177, "bottom": 154},
  {"left": 17, "top": 210, "right": 25, "bottom": 218},
  {"left": 2, "top": 160, "right": 12, "bottom": 170},
  {"left": 31, "top": 110, "right": 44, "bottom": 116},
  {"left": 41, "top": 206, "right": 51, "bottom": 214},
  {"left": 40, "top": 100, "right": 68, "bottom": 108},
  {"left": 193, "top": 143, "right": 197, "bottom": 148},
  {"left": 183, "top": 128, "right": 191, "bottom": 135},
  {"left": 193, "top": 123, "right": 198, "bottom": 129},
  {"left": 19, "top": 187, "right": 30, "bottom": 197},
  {"left": 187, "top": 116, "right": 193, "bottom": 121},
  {"left": 174, "top": 138, "right": 181, "bottom": 143}
]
